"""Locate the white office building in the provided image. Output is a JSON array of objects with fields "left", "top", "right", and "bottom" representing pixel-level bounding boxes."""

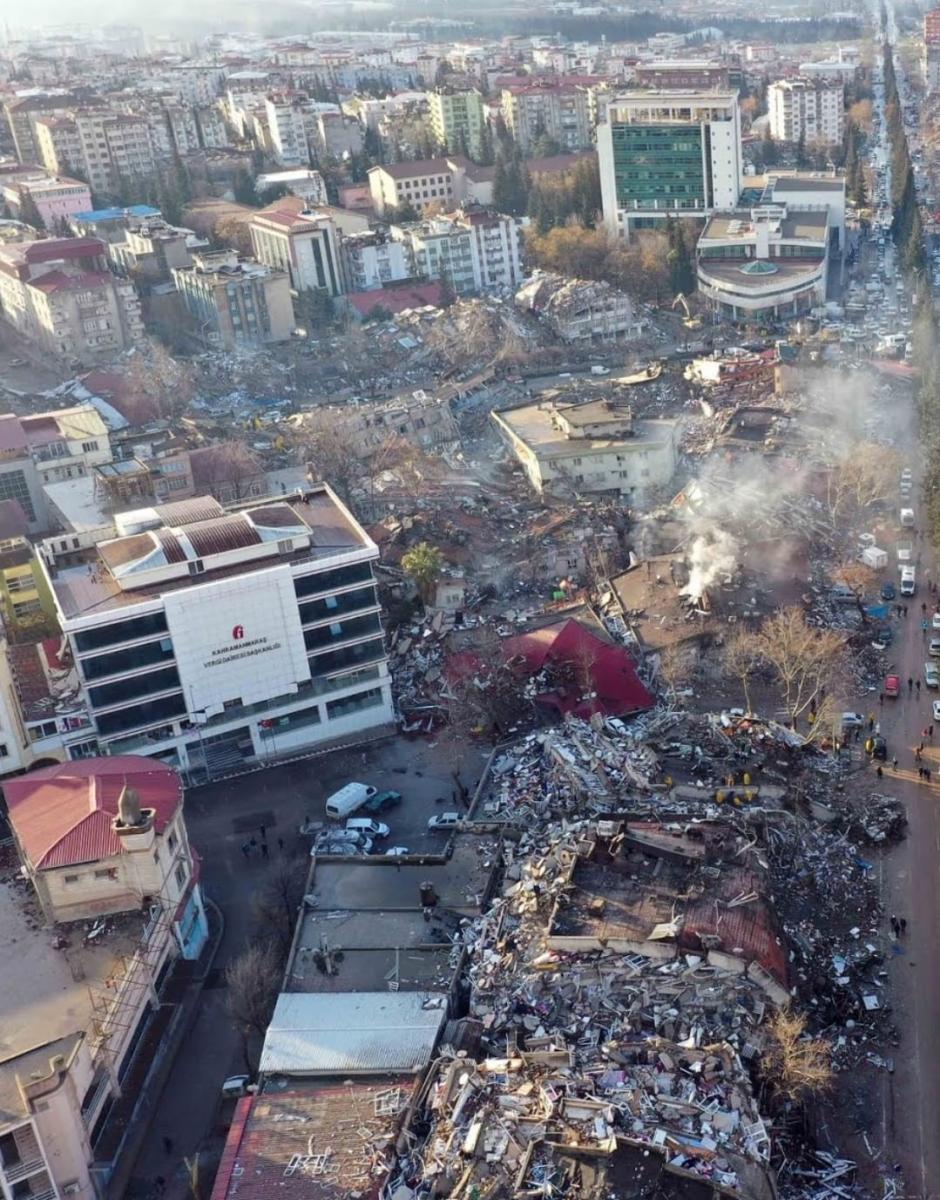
[
  {"left": 768, "top": 78, "right": 845, "bottom": 146},
  {"left": 597, "top": 92, "right": 743, "bottom": 238},
  {"left": 40, "top": 487, "right": 393, "bottom": 783}
]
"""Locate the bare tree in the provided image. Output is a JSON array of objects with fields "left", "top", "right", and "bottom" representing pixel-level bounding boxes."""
[
  {"left": 749, "top": 607, "right": 845, "bottom": 725},
  {"left": 122, "top": 336, "right": 197, "bottom": 420},
  {"left": 761, "top": 1009, "right": 833, "bottom": 1103},
  {"left": 831, "top": 561, "right": 877, "bottom": 625},
  {"left": 802, "top": 692, "right": 843, "bottom": 749},
  {"left": 723, "top": 630, "right": 761, "bottom": 715},
  {"left": 442, "top": 626, "right": 533, "bottom": 742},
  {"left": 824, "top": 443, "right": 901, "bottom": 525},
  {"left": 657, "top": 643, "right": 696, "bottom": 702},
  {"left": 225, "top": 942, "right": 281, "bottom": 1041},
  {"left": 252, "top": 853, "right": 310, "bottom": 956}
]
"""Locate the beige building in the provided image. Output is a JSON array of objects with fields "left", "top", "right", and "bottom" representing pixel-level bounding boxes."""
[
  {"left": 368, "top": 157, "right": 468, "bottom": 218},
  {"left": 500, "top": 78, "right": 594, "bottom": 153},
  {"left": 0, "top": 758, "right": 208, "bottom": 1200},
  {"left": 171, "top": 249, "right": 294, "bottom": 349},
  {"left": 0, "top": 237, "right": 143, "bottom": 365},
  {"left": 35, "top": 112, "right": 157, "bottom": 198},
  {"left": 493, "top": 398, "right": 679, "bottom": 500}
]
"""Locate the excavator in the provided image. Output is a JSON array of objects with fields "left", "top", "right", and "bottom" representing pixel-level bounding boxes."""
[{"left": 671, "top": 292, "right": 702, "bottom": 330}]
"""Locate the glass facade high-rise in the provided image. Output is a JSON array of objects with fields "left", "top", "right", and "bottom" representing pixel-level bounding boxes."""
[{"left": 609, "top": 123, "right": 707, "bottom": 211}]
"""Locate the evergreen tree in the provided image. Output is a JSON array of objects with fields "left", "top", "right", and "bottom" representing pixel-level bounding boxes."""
[
  {"left": 477, "top": 124, "right": 495, "bottom": 166},
  {"left": 232, "top": 169, "right": 259, "bottom": 206},
  {"left": 795, "top": 129, "right": 807, "bottom": 168},
  {"left": 17, "top": 190, "right": 45, "bottom": 231},
  {"left": 762, "top": 129, "right": 779, "bottom": 167}
]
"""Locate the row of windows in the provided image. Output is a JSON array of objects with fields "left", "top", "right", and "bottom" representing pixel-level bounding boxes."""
[
  {"left": 303, "top": 612, "right": 382, "bottom": 652},
  {"left": 298, "top": 585, "right": 378, "bottom": 625},
  {"left": 294, "top": 560, "right": 374, "bottom": 598},
  {"left": 88, "top": 665, "right": 181, "bottom": 711},
  {"left": 74, "top": 610, "right": 169, "bottom": 654}
]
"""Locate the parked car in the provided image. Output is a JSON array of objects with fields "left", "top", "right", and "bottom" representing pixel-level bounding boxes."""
[
  {"left": 363, "top": 790, "right": 403, "bottom": 814},
  {"left": 932, "top": 612, "right": 940, "bottom": 630},
  {"left": 427, "top": 812, "right": 461, "bottom": 832},
  {"left": 345, "top": 817, "right": 390, "bottom": 839},
  {"left": 866, "top": 735, "right": 888, "bottom": 761},
  {"left": 841, "top": 712, "right": 865, "bottom": 728},
  {"left": 933, "top": 699, "right": 940, "bottom": 721},
  {"left": 315, "top": 829, "right": 373, "bottom": 853},
  {"left": 384, "top": 846, "right": 410, "bottom": 856},
  {"left": 884, "top": 674, "right": 901, "bottom": 698},
  {"left": 324, "top": 782, "right": 377, "bottom": 819},
  {"left": 926, "top": 661, "right": 939, "bottom": 688},
  {"left": 929, "top": 637, "right": 940, "bottom": 658},
  {"left": 881, "top": 581, "right": 897, "bottom": 600}
]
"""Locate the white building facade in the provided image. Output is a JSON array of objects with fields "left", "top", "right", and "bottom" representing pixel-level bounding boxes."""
[
  {"left": 768, "top": 78, "right": 845, "bottom": 145},
  {"left": 41, "top": 488, "right": 394, "bottom": 783}
]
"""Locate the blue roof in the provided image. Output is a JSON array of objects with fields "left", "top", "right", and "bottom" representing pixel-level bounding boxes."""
[{"left": 72, "top": 205, "right": 160, "bottom": 223}]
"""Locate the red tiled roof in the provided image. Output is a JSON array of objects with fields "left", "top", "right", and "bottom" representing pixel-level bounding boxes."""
[
  {"left": 24, "top": 237, "right": 105, "bottom": 263},
  {"left": 0, "top": 414, "right": 27, "bottom": 454},
  {"left": 81, "top": 369, "right": 165, "bottom": 426},
  {"left": 347, "top": 281, "right": 443, "bottom": 317},
  {"left": 4, "top": 756, "right": 182, "bottom": 870}
]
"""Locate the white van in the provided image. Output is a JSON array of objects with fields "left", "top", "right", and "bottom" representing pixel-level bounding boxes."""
[
  {"left": 325, "top": 782, "right": 377, "bottom": 819},
  {"left": 900, "top": 507, "right": 915, "bottom": 527},
  {"left": 901, "top": 566, "right": 916, "bottom": 596}
]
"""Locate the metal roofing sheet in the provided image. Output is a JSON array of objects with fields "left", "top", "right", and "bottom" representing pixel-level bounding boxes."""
[
  {"left": 184, "top": 514, "right": 260, "bottom": 558},
  {"left": 259, "top": 991, "right": 446, "bottom": 1075}
]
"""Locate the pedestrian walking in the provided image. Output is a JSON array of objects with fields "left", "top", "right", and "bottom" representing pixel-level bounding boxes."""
[
  {"left": 901, "top": 917, "right": 908, "bottom": 933},
  {"left": 240, "top": 842, "right": 251, "bottom": 860},
  {"left": 909, "top": 677, "right": 914, "bottom": 692},
  {"left": 915, "top": 747, "right": 922, "bottom": 762},
  {"left": 917, "top": 679, "right": 922, "bottom": 693},
  {"left": 891, "top": 915, "right": 900, "bottom": 937},
  {"left": 259, "top": 824, "right": 267, "bottom": 839},
  {"left": 876, "top": 765, "right": 884, "bottom": 778},
  {"left": 277, "top": 836, "right": 285, "bottom": 852},
  {"left": 868, "top": 716, "right": 875, "bottom": 731},
  {"left": 923, "top": 602, "right": 928, "bottom": 615},
  {"left": 261, "top": 840, "right": 269, "bottom": 859},
  {"left": 155, "top": 1179, "right": 166, "bottom": 1196},
  {"left": 249, "top": 837, "right": 257, "bottom": 852},
  {"left": 162, "top": 1136, "right": 174, "bottom": 1155},
  {"left": 879, "top": 692, "right": 884, "bottom": 706},
  {"left": 892, "top": 755, "right": 898, "bottom": 769}
]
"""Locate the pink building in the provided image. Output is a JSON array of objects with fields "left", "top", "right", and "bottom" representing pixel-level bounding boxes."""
[{"left": 1, "top": 171, "right": 91, "bottom": 229}]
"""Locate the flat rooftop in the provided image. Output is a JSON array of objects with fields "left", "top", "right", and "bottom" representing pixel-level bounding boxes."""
[
  {"left": 210, "top": 1078, "right": 412, "bottom": 1200},
  {"left": 287, "top": 908, "right": 462, "bottom": 993},
  {"left": 496, "top": 403, "right": 677, "bottom": 458},
  {"left": 0, "top": 879, "right": 146, "bottom": 1123},
  {"left": 49, "top": 486, "right": 372, "bottom": 621},
  {"left": 770, "top": 175, "right": 845, "bottom": 193},
  {"left": 702, "top": 209, "right": 828, "bottom": 242},
  {"left": 309, "top": 836, "right": 498, "bottom": 915},
  {"left": 698, "top": 256, "right": 825, "bottom": 290}
]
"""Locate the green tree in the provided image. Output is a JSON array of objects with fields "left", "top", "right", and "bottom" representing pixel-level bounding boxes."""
[
  {"left": 401, "top": 542, "right": 444, "bottom": 603},
  {"left": 666, "top": 217, "right": 695, "bottom": 296},
  {"left": 795, "top": 129, "right": 807, "bottom": 168},
  {"left": 762, "top": 128, "right": 779, "bottom": 167},
  {"left": 232, "top": 168, "right": 259, "bottom": 206},
  {"left": 17, "top": 190, "right": 44, "bottom": 231}
]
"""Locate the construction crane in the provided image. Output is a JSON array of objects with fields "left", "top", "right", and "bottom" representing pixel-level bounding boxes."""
[{"left": 671, "top": 293, "right": 702, "bottom": 329}]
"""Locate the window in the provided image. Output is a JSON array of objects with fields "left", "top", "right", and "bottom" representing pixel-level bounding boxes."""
[
  {"left": 82, "top": 440, "right": 99, "bottom": 453},
  {"left": 168, "top": 830, "right": 178, "bottom": 852},
  {"left": 29, "top": 720, "right": 57, "bottom": 741},
  {"left": 64, "top": 874, "right": 80, "bottom": 884},
  {"left": 188, "top": 560, "right": 205, "bottom": 576},
  {"left": 94, "top": 867, "right": 117, "bottom": 880},
  {"left": 277, "top": 538, "right": 293, "bottom": 554},
  {"left": 174, "top": 862, "right": 187, "bottom": 889},
  {"left": 326, "top": 686, "right": 383, "bottom": 720}
]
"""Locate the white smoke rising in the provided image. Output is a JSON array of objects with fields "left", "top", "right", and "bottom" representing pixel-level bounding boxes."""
[{"left": 682, "top": 528, "right": 739, "bottom": 600}]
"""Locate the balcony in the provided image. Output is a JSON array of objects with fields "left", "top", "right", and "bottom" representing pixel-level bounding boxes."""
[{"left": 2, "top": 1157, "right": 46, "bottom": 1185}]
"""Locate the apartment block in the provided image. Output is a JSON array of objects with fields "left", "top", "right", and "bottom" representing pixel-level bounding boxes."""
[
  {"left": 0, "top": 237, "right": 143, "bottom": 365},
  {"left": 171, "top": 249, "right": 294, "bottom": 349},
  {"left": 38, "top": 487, "right": 393, "bottom": 779},
  {"left": 35, "top": 111, "right": 158, "bottom": 197},
  {"left": 597, "top": 91, "right": 743, "bottom": 237},
  {"left": 264, "top": 94, "right": 311, "bottom": 167},
  {"left": 367, "top": 157, "right": 468, "bottom": 217},
  {"left": 392, "top": 207, "right": 524, "bottom": 295},
  {"left": 340, "top": 229, "right": 411, "bottom": 292},
  {"left": 429, "top": 87, "right": 485, "bottom": 159},
  {"left": 768, "top": 78, "right": 845, "bottom": 145},
  {"left": 500, "top": 77, "right": 595, "bottom": 153},
  {"left": 249, "top": 207, "right": 343, "bottom": 296}
]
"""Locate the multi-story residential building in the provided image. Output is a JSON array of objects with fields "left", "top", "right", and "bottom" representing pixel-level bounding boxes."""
[
  {"left": 768, "top": 78, "right": 845, "bottom": 146},
  {"left": 38, "top": 486, "right": 394, "bottom": 780},
  {"left": 264, "top": 94, "right": 311, "bottom": 167},
  {"left": 500, "top": 77, "right": 595, "bottom": 153},
  {"left": 35, "top": 111, "right": 158, "bottom": 197},
  {"left": 195, "top": 104, "right": 229, "bottom": 149},
  {"left": 0, "top": 415, "right": 49, "bottom": 534},
  {"left": 171, "top": 249, "right": 294, "bottom": 349},
  {"left": 341, "top": 229, "right": 411, "bottom": 292},
  {"left": 0, "top": 757, "right": 207, "bottom": 1200},
  {"left": 429, "top": 87, "right": 485, "bottom": 159},
  {"left": 634, "top": 61, "right": 731, "bottom": 90},
  {"left": 0, "top": 172, "right": 91, "bottom": 230},
  {"left": 493, "top": 398, "right": 679, "bottom": 500},
  {"left": 18, "top": 405, "right": 111, "bottom": 485},
  {"left": 0, "top": 237, "right": 143, "bottom": 365},
  {"left": 248, "top": 207, "right": 342, "bottom": 296},
  {"left": 166, "top": 62, "right": 229, "bottom": 105},
  {"left": 392, "top": 208, "right": 524, "bottom": 295},
  {"left": 3, "top": 92, "right": 83, "bottom": 164},
  {"left": 70, "top": 204, "right": 162, "bottom": 243},
  {"left": 597, "top": 91, "right": 743, "bottom": 237}
]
